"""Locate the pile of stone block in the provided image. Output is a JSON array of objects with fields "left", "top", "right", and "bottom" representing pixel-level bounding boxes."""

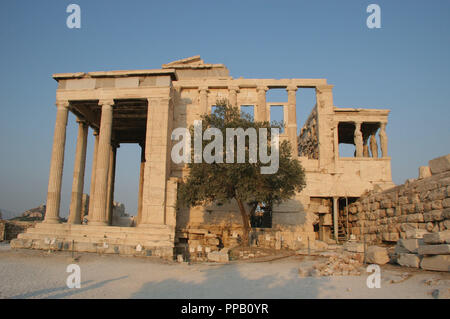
[
  {"left": 347, "top": 154, "right": 450, "bottom": 244},
  {"left": 395, "top": 230, "right": 449, "bottom": 271}
]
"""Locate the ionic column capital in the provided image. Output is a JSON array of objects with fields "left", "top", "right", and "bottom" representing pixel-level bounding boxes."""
[
  {"left": 286, "top": 85, "right": 298, "bottom": 92},
  {"left": 55, "top": 100, "right": 69, "bottom": 109},
  {"left": 228, "top": 85, "right": 240, "bottom": 92},
  {"left": 256, "top": 86, "right": 268, "bottom": 92},
  {"left": 198, "top": 86, "right": 209, "bottom": 93},
  {"left": 98, "top": 99, "right": 115, "bottom": 107},
  {"left": 76, "top": 117, "right": 88, "bottom": 125}
]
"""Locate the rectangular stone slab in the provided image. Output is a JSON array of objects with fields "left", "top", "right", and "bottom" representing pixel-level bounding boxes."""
[
  {"left": 420, "top": 255, "right": 450, "bottom": 272},
  {"left": 418, "top": 244, "right": 450, "bottom": 255}
]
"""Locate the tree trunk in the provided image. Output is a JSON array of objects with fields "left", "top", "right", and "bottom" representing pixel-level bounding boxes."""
[{"left": 236, "top": 198, "right": 250, "bottom": 246}]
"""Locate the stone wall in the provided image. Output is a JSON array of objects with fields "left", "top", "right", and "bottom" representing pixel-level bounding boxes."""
[
  {"left": 0, "top": 220, "right": 36, "bottom": 241},
  {"left": 298, "top": 106, "right": 318, "bottom": 159},
  {"left": 347, "top": 154, "right": 450, "bottom": 244},
  {"left": 0, "top": 221, "right": 5, "bottom": 241}
]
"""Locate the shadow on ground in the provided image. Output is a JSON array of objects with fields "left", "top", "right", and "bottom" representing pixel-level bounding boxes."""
[{"left": 131, "top": 264, "right": 332, "bottom": 298}]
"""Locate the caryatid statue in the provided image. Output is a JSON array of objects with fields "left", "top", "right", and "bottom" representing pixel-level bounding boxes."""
[
  {"left": 354, "top": 122, "right": 363, "bottom": 157},
  {"left": 369, "top": 132, "right": 379, "bottom": 158},
  {"left": 363, "top": 138, "right": 370, "bottom": 157},
  {"left": 379, "top": 122, "right": 388, "bottom": 157}
]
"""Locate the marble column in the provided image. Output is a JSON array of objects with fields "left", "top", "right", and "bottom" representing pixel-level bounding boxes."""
[
  {"left": 228, "top": 86, "right": 239, "bottom": 107},
  {"left": 90, "top": 100, "right": 114, "bottom": 226},
  {"left": 354, "top": 122, "right": 363, "bottom": 157},
  {"left": 44, "top": 100, "right": 69, "bottom": 224},
  {"left": 379, "top": 122, "right": 388, "bottom": 157},
  {"left": 256, "top": 86, "right": 268, "bottom": 122},
  {"left": 287, "top": 85, "right": 298, "bottom": 156},
  {"left": 199, "top": 87, "right": 209, "bottom": 115},
  {"left": 106, "top": 143, "right": 117, "bottom": 225},
  {"left": 137, "top": 143, "right": 145, "bottom": 225},
  {"left": 68, "top": 119, "right": 88, "bottom": 224},
  {"left": 87, "top": 130, "right": 99, "bottom": 221}
]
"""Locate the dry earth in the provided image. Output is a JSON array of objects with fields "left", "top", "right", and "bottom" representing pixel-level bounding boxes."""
[{"left": 0, "top": 242, "right": 448, "bottom": 299}]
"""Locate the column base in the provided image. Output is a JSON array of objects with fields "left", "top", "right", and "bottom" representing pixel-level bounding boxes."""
[{"left": 43, "top": 218, "right": 61, "bottom": 224}]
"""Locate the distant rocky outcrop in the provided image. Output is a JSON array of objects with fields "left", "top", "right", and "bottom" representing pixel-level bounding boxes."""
[
  {"left": 0, "top": 208, "right": 21, "bottom": 220},
  {"left": 10, "top": 204, "right": 47, "bottom": 221}
]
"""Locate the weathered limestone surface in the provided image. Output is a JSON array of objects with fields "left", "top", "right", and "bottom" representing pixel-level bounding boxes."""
[
  {"left": 395, "top": 238, "right": 423, "bottom": 254},
  {"left": 397, "top": 253, "right": 420, "bottom": 268},
  {"left": 423, "top": 230, "right": 450, "bottom": 245},
  {"left": 207, "top": 248, "right": 229, "bottom": 263},
  {"left": 429, "top": 154, "right": 450, "bottom": 175},
  {"left": 366, "top": 246, "right": 390, "bottom": 265},
  {"left": 418, "top": 244, "right": 450, "bottom": 255},
  {"left": 420, "top": 255, "right": 450, "bottom": 272}
]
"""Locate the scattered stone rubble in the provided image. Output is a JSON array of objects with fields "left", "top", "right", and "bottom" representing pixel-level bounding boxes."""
[
  {"left": 299, "top": 253, "right": 363, "bottom": 277},
  {"left": 394, "top": 230, "right": 450, "bottom": 271}
]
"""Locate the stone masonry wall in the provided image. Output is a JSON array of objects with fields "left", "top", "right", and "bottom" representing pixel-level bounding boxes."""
[
  {"left": 347, "top": 155, "right": 450, "bottom": 244},
  {"left": 298, "top": 106, "right": 318, "bottom": 159},
  {"left": 0, "top": 221, "right": 36, "bottom": 241}
]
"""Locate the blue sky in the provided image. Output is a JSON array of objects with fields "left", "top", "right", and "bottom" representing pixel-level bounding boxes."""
[{"left": 0, "top": 0, "right": 449, "bottom": 216}]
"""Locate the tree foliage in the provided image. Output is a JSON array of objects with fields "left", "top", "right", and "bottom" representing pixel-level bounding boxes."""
[{"left": 177, "top": 99, "right": 306, "bottom": 245}]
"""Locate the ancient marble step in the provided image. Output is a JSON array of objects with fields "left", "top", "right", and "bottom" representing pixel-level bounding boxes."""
[
  {"left": 33, "top": 223, "right": 173, "bottom": 236},
  {"left": 17, "top": 233, "right": 174, "bottom": 248},
  {"left": 25, "top": 226, "right": 172, "bottom": 239},
  {"left": 18, "top": 231, "right": 171, "bottom": 243}
]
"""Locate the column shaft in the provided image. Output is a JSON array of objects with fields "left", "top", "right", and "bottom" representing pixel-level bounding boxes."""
[
  {"left": 287, "top": 86, "right": 298, "bottom": 156},
  {"left": 256, "top": 86, "right": 268, "bottom": 122},
  {"left": 106, "top": 144, "right": 117, "bottom": 225},
  {"left": 137, "top": 144, "right": 145, "bottom": 224},
  {"left": 68, "top": 120, "right": 88, "bottom": 224},
  {"left": 44, "top": 101, "right": 69, "bottom": 223},
  {"left": 90, "top": 100, "right": 114, "bottom": 226},
  {"left": 87, "top": 131, "right": 99, "bottom": 221}
]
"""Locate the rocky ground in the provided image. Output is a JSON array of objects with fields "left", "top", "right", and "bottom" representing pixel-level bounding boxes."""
[{"left": 0, "top": 242, "right": 449, "bottom": 299}]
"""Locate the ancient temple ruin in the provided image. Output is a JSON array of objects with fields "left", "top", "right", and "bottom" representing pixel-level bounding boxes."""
[{"left": 11, "top": 56, "right": 394, "bottom": 259}]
